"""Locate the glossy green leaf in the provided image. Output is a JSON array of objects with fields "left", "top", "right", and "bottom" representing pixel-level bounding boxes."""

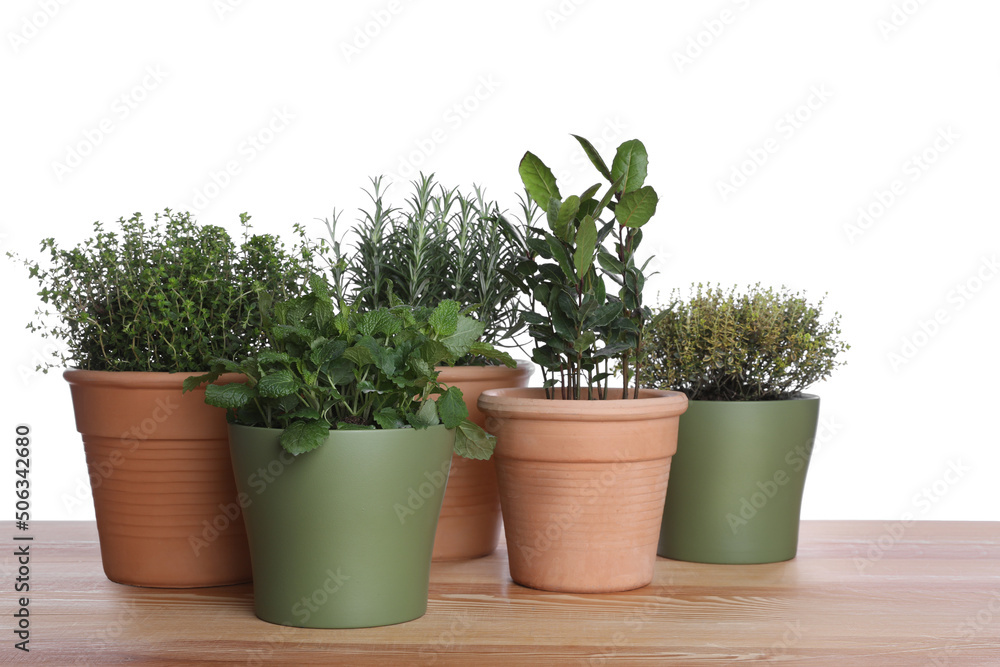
[
  {"left": 615, "top": 186, "right": 658, "bottom": 228},
  {"left": 573, "top": 214, "right": 597, "bottom": 278},
  {"left": 571, "top": 135, "right": 613, "bottom": 180},
  {"left": 519, "top": 152, "right": 561, "bottom": 207},
  {"left": 611, "top": 139, "right": 648, "bottom": 194}
]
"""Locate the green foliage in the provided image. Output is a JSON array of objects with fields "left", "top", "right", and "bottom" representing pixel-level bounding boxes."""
[
  {"left": 9, "top": 209, "right": 325, "bottom": 372},
  {"left": 507, "top": 136, "right": 660, "bottom": 400},
  {"left": 326, "top": 174, "right": 527, "bottom": 362},
  {"left": 188, "top": 277, "right": 499, "bottom": 459},
  {"left": 636, "top": 284, "right": 849, "bottom": 401}
]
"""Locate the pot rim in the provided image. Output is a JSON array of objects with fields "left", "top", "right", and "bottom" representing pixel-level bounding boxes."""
[
  {"left": 63, "top": 368, "right": 245, "bottom": 388},
  {"left": 685, "top": 393, "right": 820, "bottom": 404},
  {"left": 229, "top": 422, "right": 452, "bottom": 438},
  {"left": 478, "top": 387, "right": 688, "bottom": 422},
  {"left": 434, "top": 359, "right": 533, "bottom": 382}
]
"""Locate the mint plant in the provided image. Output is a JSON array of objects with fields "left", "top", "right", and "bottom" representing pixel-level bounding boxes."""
[
  {"left": 185, "top": 276, "right": 509, "bottom": 459},
  {"left": 504, "top": 136, "right": 660, "bottom": 399},
  {"left": 324, "top": 174, "right": 529, "bottom": 360},
  {"left": 636, "top": 284, "right": 849, "bottom": 401},
  {"left": 9, "top": 209, "right": 326, "bottom": 372}
]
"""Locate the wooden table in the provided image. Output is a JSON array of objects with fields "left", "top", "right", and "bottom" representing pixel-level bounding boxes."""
[{"left": 5, "top": 521, "right": 999, "bottom": 665}]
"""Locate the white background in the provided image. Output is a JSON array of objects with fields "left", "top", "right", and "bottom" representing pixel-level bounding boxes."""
[{"left": 2, "top": 0, "right": 998, "bottom": 522}]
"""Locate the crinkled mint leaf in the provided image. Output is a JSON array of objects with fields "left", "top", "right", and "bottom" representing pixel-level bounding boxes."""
[
  {"left": 454, "top": 420, "right": 496, "bottom": 460},
  {"left": 280, "top": 418, "right": 330, "bottom": 455},
  {"left": 436, "top": 386, "right": 468, "bottom": 429},
  {"left": 407, "top": 399, "right": 440, "bottom": 429},
  {"left": 441, "top": 316, "right": 485, "bottom": 358},
  {"left": 429, "top": 300, "right": 460, "bottom": 337},
  {"left": 257, "top": 369, "right": 299, "bottom": 398},
  {"left": 204, "top": 382, "right": 256, "bottom": 409},
  {"left": 374, "top": 407, "right": 405, "bottom": 430}
]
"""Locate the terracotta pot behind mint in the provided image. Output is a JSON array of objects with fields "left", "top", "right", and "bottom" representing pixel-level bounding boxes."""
[
  {"left": 432, "top": 361, "right": 533, "bottom": 561},
  {"left": 658, "top": 396, "right": 820, "bottom": 564},
  {"left": 64, "top": 370, "right": 252, "bottom": 588},
  {"left": 229, "top": 423, "right": 454, "bottom": 628},
  {"left": 479, "top": 388, "right": 688, "bottom": 593}
]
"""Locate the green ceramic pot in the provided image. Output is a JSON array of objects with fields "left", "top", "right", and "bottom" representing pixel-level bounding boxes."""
[
  {"left": 658, "top": 396, "right": 820, "bottom": 564},
  {"left": 228, "top": 423, "right": 454, "bottom": 628}
]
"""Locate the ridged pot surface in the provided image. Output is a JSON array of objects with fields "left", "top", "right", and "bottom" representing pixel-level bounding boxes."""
[
  {"left": 229, "top": 423, "right": 454, "bottom": 628},
  {"left": 658, "top": 396, "right": 820, "bottom": 564},
  {"left": 64, "top": 370, "right": 252, "bottom": 588},
  {"left": 479, "top": 388, "right": 687, "bottom": 593},
  {"left": 432, "top": 362, "right": 532, "bottom": 561}
]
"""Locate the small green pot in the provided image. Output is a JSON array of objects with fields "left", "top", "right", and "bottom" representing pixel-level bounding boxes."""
[
  {"left": 658, "top": 396, "right": 820, "bottom": 564},
  {"left": 228, "top": 423, "right": 454, "bottom": 628}
]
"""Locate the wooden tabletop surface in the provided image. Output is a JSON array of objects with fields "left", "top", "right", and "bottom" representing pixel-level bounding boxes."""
[{"left": 4, "top": 521, "right": 999, "bottom": 665}]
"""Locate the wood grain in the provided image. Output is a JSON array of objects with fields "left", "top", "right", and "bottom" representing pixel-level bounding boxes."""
[{"left": 4, "top": 521, "right": 999, "bottom": 665}]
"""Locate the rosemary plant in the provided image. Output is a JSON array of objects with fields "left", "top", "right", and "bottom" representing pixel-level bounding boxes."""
[{"left": 326, "top": 174, "right": 528, "bottom": 361}]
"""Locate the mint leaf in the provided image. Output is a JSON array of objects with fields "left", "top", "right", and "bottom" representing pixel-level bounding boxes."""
[
  {"left": 374, "top": 407, "right": 404, "bottom": 430},
  {"left": 204, "top": 382, "right": 256, "bottom": 409},
  {"left": 407, "top": 399, "right": 440, "bottom": 428},
  {"left": 429, "top": 300, "right": 460, "bottom": 337},
  {"left": 257, "top": 369, "right": 298, "bottom": 398},
  {"left": 436, "top": 386, "right": 468, "bottom": 429},
  {"left": 454, "top": 420, "right": 495, "bottom": 460},
  {"left": 280, "top": 419, "right": 330, "bottom": 455},
  {"left": 182, "top": 371, "right": 217, "bottom": 393},
  {"left": 358, "top": 309, "right": 401, "bottom": 337},
  {"left": 440, "top": 316, "right": 485, "bottom": 358}
]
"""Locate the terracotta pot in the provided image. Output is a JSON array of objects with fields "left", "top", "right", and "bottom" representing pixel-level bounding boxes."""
[
  {"left": 432, "top": 362, "right": 533, "bottom": 561},
  {"left": 479, "top": 387, "right": 688, "bottom": 593},
  {"left": 64, "top": 370, "right": 252, "bottom": 588}
]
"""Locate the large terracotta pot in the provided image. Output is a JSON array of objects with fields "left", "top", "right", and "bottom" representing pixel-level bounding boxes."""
[
  {"left": 479, "top": 387, "right": 687, "bottom": 593},
  {"left": 64, "top": 370, "right": 252, "bottom": 588},
  {"left": 432, "top": 361, "right": 533, "bottom": 561}
]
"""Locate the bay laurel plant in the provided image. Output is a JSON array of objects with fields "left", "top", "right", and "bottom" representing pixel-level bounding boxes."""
[
  {"left": 8, "top": 209, "right": 326, "bottom": 373},
  {"left": 637, "top": 284, "right": 849, "bottom": 401},
  {"left": 321, "top": 174, "right": 529, "bottom": 360},
  {"left": 185, "top": 276, "right": 506, "bottom": 459},
  {"left": 503, "top": 136, "right": 661, "bottom": 400}
]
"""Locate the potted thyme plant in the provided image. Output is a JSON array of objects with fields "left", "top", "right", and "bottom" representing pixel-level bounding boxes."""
[
  {"left": 8, "top": 209, "right": 324, "bottom": 587},
  {"left": 323, "top": 174, "right": 532, "bottom": 561},
  {"left": 477, "top": 136, "right": 688, "bottom": 593},
  {"left": 638, "top": 284, "right": 848, "bottom": 564},
  {"left": 188, "top": 277, "right": 499, "bottom": 628}
]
